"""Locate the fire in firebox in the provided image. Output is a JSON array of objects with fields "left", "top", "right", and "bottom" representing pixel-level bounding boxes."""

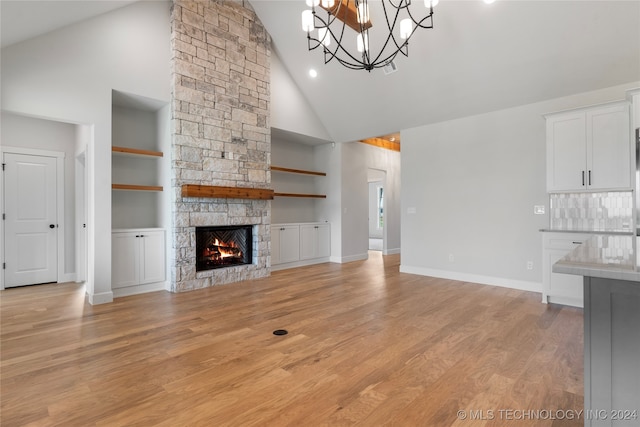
[{"left": 195, "top": 225, "right": 253, "bottom": 271}]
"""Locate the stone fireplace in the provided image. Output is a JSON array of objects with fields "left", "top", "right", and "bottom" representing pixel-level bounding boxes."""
[{"left": 169, "top": 0, "right": 271, "bottom": 292}]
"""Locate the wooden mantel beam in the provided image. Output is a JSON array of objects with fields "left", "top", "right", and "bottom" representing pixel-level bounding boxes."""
[
  {"left": 322, "top": 0, "right": 372, "bottom": 33},
  {"left": 181, "top": 185, "right": 274, "bottom": 200}
]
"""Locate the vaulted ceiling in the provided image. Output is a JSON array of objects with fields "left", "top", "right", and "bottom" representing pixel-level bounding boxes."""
[
  {"left": 249, "top": 0, "right": 640, "bottom": 143},
  {"left": 1, "top": 1, "right": 638, "bottom": 145}
]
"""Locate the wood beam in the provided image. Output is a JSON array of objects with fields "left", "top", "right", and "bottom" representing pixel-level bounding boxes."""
[
  {"left": 322, "top": 0, "right": 372, "bottom": 33},
  {"left": 359, "top": 137, "right": 401, "bottom": 152},
  {"left": 181, "top": 185, "right": 274, "bottom": 200}
]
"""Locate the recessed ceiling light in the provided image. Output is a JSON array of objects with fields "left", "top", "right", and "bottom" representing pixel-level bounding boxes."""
[
  {"left": 483, "top": 0, "right": 496, "bottom": 4},
  {"left": 309, "top": 69, "right": 318, "bottom": 78}
]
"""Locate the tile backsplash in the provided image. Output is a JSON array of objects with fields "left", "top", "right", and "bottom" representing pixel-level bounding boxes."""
[{"left": 549, "top": 191, "right": 633, "bottom": 232}]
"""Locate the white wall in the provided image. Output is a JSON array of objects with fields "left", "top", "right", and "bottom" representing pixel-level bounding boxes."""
[
  {"left": 400, "top": 81, "right": 640, "bottom": 293},
  {"left": 1, "top": 112, "right": 77, "bottom": 279},
  {"left": 270, "top": 50, "right": 331, "bottom": 141},
  {"left": 1, "top": 1, "right": 171, "bottom": 303}
]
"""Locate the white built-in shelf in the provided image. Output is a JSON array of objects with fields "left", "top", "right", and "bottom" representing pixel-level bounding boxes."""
[
  {"left": 271, "top": 166, "right": 326, "bottom": 198},
  {"left": 112, "top": 184, "right": 163, "bottom": 192},
  {"left": 112, "top": 146, "right": 163, "bottom": 158},
  {"left": 270, "top": 166, "right": 326, "bottom": 176}
]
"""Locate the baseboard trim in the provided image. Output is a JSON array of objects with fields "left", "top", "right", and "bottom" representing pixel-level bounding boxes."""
[
  {"left": 60, "top": 273, "right": 76, "bottom": 283},
  {"left": 87, "top": 291, "right": 114, "bottom": 305},
  {"left": 336, "top": 253, "right": 369, "bottom": 264},
  {"left": 399, "top": 265, "right": 543, "bottom": 294},
  {"left": 271, "top": 257, "right": 331, "bottom": 271},
  {"left": 383, "top": 248, "right": 401, "bottom": 255},
  {"left": 113, "top": 282, "right": 167, "bottom": 298}
]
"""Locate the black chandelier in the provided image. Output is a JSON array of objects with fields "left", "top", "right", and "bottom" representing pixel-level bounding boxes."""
[{"left": 302, "top": 0, "right": 437, "bottom": 72}]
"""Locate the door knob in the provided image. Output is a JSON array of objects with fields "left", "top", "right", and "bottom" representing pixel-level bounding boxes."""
[{"left": 49, "top": 224, "right": 55, "bottom": 229}]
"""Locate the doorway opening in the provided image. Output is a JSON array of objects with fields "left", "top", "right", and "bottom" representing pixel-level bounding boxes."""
[{"left": 368, "top": 169, "right": 386, "bottom": 252}]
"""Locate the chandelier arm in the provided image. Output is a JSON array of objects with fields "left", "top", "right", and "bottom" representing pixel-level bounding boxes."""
[
  {"left": 366, "top": 0, "right": 407, "bottom": 65},
  {"left": 405, "top": 3, "right": 434, "bottom": 28}
]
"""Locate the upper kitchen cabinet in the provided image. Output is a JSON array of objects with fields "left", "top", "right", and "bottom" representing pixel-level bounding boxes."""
[{"left": 546, "top": 101, "right": 631, "bottom": 192}]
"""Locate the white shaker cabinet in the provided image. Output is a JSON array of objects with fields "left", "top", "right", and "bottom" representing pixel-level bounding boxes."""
[
  {"left": 112, "top": 229, "right": 165, "bottom": 291},
  {"left": 546, "top": 102, "right": 631, "bottom": 192},
  {"left": 300, "top": 223, "right": 330, "bottom": 260},
  {"left": 542, "top": 232, "right": 591, "bottom": 307},
  {"left": 271, "top": 225, "right": 300, "bottom": 265},
  {"left": 271, "top": 223, "right": 331, "bottom": 270}
]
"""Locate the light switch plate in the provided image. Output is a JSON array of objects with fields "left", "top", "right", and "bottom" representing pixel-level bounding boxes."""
[{"left": 534, "top": 205, "right": 545, "bottom": 215}]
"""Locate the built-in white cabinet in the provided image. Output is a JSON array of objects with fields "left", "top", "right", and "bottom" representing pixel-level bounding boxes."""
[
  {"left": 546, "top": 102, "right": 631, "bottom": 192},
  {"left": 112, "top": 229, "right": 165, "bottom": 295},
  {"left": 271, "top": 224, "right": 300, "bottom": 265},
  {"left": 271, "top": 222, "right": 331, "bottom": 270},
  {"left": 542, "top": 232, "right": 591, "bottom": 307},
  {"left": 300, "top": 223, "right": 330, "bottom": 260}
]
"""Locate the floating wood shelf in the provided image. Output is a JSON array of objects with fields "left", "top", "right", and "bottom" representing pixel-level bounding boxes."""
[
  {"left": 270, "top": 166, "right": 326, "bottom": 177},
  {"left": 182, "top": 184, "right": 274, "bottom": 200},
  {"left": 112, "top": 146, "right": 163, "bottom": 157},
  {"left": 274, "top": 193, "right": 327, "bottom": 199},
  {"left": 112, "top": 184, "right": 163, "bottom": 192}
]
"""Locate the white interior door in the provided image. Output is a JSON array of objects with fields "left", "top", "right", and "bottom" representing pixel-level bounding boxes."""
[{"left": 4, "top": 153, "right": 58, "bottom": 287}]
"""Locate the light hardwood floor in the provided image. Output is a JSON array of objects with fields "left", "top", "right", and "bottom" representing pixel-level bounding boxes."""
[{"left": 1, "top": 253, "right": 584, "bottom": 426}]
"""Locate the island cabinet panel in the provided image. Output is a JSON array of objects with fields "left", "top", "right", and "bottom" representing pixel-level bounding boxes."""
[
  {"left": 546, "top": 102, "right": 631, "bottom": 192},
  {"left": 584, "top": 277, "right": 640, "bottom": 427}
]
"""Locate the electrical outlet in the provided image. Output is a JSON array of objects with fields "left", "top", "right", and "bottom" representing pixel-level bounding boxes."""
[
  {"left": 449, "top": 254, "right": 454, "bottom": 263},
  {"left": 527, "top": 261, "right": 533, "bottom": 270},
  {"left": 534, "top": 205, "right": 545, "bottom": 215}
]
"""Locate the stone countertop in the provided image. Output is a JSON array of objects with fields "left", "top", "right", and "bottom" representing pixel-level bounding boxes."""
[
  {"left": 539, "top": 229, "right": 634, "bottom": 235},
  {"left": 552, "top": 234, "right": 640, "bottom": 282}
]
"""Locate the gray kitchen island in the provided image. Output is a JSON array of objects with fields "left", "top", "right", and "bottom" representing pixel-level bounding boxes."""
[{"left": 554, "top": 234, "right": 640, "bottom": 426}]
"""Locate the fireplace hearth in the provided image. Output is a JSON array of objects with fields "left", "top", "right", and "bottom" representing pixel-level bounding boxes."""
[{"left": 196, "top": 225, "right": 253, "bottom": 271}]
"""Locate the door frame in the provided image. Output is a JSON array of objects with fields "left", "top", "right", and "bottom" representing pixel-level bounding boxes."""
[{"left": 1, "top": 146, "right": 66, "bottom": 290}]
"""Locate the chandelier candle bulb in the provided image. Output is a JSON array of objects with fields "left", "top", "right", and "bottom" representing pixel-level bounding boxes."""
[
  {"left": 302, "top": 9, "right": 314, "bottom": 32},
  {"left": 357, "top": 32, "right": 369, "bottom": 52},
  {"left": 357, "top": 3, "right": 369, "bottom": 24},
  {"left": 306, "top": 0, "right": 320, "bottom": 6},
  {"left": 428, "top": 0, "right": 439, "bottom": 7},
  {"left": 321, "top": 0, "right": 335, "bottom": 8},
  {"left": 400, "top": 18, "right": 412, "bottom": 39},
  {"left": 319, "top": 27, "right": 331, "bottom": 47}
]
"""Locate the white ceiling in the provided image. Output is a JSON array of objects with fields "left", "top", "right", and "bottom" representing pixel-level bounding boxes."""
[
  {"left": 0, "top": 0, "right": 137, "bottom": 48},
  {"left": 250, "top": 0, "right": 640, "bottom": 143},
  {"left": 1, "top": 1, "right": 638, "bottom": 145}
]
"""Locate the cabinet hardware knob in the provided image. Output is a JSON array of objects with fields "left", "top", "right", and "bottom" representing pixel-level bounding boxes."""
[
  {"left": 588, "top": 170, "right": 591, "bottom": 186},
  {"left": 572, "top": 241, "right": 582, "bottom": 244},
  {"left": 582, "top": 171, "right": 585, "bottom": 186},
  {"left": 49, "top": 224, "right": 55, "bottom": 229}
]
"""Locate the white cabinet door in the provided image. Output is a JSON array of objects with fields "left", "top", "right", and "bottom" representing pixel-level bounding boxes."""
[
  {"left": 546, "top": 102, "right": 631, "bottom": 192},
  {"left": 270, "top": 225, "right": 281, "bottom": 265},
  {"left": 299, "top": 225, "right": 316, "bottom": 260},
  {"left": 587, "top": 103, "right": 631, "bottom": 190},
  {"left": 272, "top": 225, "right": 300, "bottom": 264},
  {"left": 112, "top": 232, "right": 139, "bottom": 289},
  {"left": 300, "top": 224, "right": 331, "bottom": 260},
  {"left": 112, "top": 229, "right": 165, "bottom": 289},
  {"left": 316, "top": 224, "right": 331, "bottom": 258},
  {"left": 279, "top": 225, "right": 300, "bottom": 263},
  {"left": 542, "top": 232, "right": 590, "bottom": 307},
  {"left": 546, "top": 111, "right": 587, "bottom": 192},
  {"left": 139, "top": 231, "right": 165, "bottom": 285}
]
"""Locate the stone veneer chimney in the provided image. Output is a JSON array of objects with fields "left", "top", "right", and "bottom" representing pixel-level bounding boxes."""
[{"left": 169, "top": 0, "right": 271, "bottom": 291}]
